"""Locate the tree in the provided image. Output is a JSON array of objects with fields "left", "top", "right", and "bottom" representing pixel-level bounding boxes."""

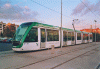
[{"left": 3, "top": 25, "right": 16, "bottom": 38}]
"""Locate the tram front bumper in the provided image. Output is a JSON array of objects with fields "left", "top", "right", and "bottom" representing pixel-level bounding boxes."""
[{"left": 12, "top": 48, "right": 23, "bottom": 51}]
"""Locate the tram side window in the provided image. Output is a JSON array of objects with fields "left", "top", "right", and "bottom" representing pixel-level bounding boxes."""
[
  {"left": 86, "top": 34, "right": 88, "bottom": 40},
  {"left": 72, "top": 32, "right": 74, "bottom": 41},
  {"left": 77, "top": 33, "right": 81, "bottom": 40},
  {"left": 41, "top": 29, "right": 46, "bottom": 42},
  {"left": 83, "top": 34, "right": 85, "bottom": 40},
  {"left": 68, "top": 32, "right": 71, "bottom": 40},
  {"left": 53, "top": 30, "right": 59, "bottom": 41},
  {"left": 87, "top": 36, "right": 88, "bottom": 40},
  {"left": 47, "top": 30, "right": 53, "bottom": 41},
  {"left": 24, "top": 28, "right": 38, "bottom": 42},
  {"left": 90, "top": 34, "right": 93, "bottom": 39},
  {"left": 83, "top": 34, "right": 88, "bottom": 40},
  {"left": 47, "top": 30, "right": 59, "bottom": 41},
  {"left": 63, "top": 31, "right": 67, "bottom": 41}
]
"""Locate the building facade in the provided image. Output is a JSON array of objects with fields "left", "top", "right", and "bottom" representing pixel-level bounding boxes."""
[
  {"left": 0, "top": 21, "right": 6, "bottom": 34},
  {"left": 0, "top": 21, "right": 19, "bottom": 37},
  {"left": 80, "top": 28, "right": 100, "bottom": 34}
]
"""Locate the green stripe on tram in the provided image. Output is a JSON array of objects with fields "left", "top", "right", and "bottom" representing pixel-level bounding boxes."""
[
  {"left": 82, "top": 31, "right": 89, "bottom": 34},
  {"left": 15, "top": 23, "right": 34, "bottom": 48},
  {"left": 75, "top": 30, "right": 82, "bottom": 33}
]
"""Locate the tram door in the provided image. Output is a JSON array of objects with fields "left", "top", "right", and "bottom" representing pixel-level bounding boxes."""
[
  {"left": 63, "top": 31, "right": 67, "bottom": 46},
  {"left": 40, "top": 29, "right": 46, "bottom": 48},
  {"left": 71, "top": 32, "right": 75, "bottom": 45}
]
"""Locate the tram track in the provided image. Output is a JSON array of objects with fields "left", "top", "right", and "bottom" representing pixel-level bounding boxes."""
[
  {"left": 17, "top": 43, "right": 98, "bottom": 69},
  {"left": 51, "top": 47, "right": 100, "bottom": 69}
]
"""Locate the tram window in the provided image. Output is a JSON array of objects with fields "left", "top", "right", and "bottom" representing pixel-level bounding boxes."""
[
  {"left": 90, "top": 34, "right": 93, "bottom": 39},
  {"left": 47, "top": 30, "right": 59, "bottom": 41},
  {"left": 77, "top": 33, "right": 81, "bottom": 40},
  {"left": 24, "top": 28, "right": 38, "bottom": 42},
  {"left": 53, "top": 30, "right": 59, "bottom": 41},
  {"left": 47, "top": 30, "right": 53, "bottom": 41},
  {"left": 83, "top": 34, "right": 85, "bottom": 40},
  {"left": 68, "top": 32, "right": 71, "bottom": 40},
  {"left": 72, "top": 32, "right": 74, "bottom": 41},
  {"left": 83, "top": 34, "right": 88, "bottom": 40},
  {"left": 86, "top": 34, "right": 88, "bottom": 40},
  {"left": 41, "top": 29, "right": 46, "bottom": 42},
  {"left": 87, "top": 36, "right": 88, "bottom": 40},
  {"left": 63, "top": 31, "right": 67, "bottom": 41}
]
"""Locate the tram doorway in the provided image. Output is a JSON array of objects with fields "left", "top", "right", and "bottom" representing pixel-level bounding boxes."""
[
  {"left": 40, "top": 29, "right": 46, "bottom": 48},
  {"left": 63, "top": 31, "right": 67, "bottom": 46}
]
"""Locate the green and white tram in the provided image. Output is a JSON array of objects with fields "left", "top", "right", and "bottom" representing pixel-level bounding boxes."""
[
  {"left": 12, "top": 22, "right": 60, "bottom": 51},
  {"left": 12, "top": 22, "right": 93, "bottom": 51}
]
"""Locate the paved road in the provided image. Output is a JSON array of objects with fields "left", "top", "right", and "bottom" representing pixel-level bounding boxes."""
[
  {"left": 0, "top": 42, "right": 100, "bottom": 69},
  {"left": 0, "top": 43, "right": 12, "bottom": 51}
]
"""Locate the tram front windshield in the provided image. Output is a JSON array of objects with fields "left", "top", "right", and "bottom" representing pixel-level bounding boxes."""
[{"left": 13, "top": 23, "right": 32, "bottom": 41}]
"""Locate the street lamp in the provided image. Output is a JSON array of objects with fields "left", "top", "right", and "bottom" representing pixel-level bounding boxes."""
[
  {"left": 94, "top": 20, "right": 97, "bottom": 44},
  {"left": 72, "top": 19, "right": 78, "bottom": 45}
]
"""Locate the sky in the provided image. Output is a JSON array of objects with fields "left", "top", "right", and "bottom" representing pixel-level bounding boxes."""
[{"left": 0, "top": 0, "right": 100, "bottom": 30}]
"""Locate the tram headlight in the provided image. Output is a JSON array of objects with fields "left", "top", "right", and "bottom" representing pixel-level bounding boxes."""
[{"left": 12, "top": 41, "right": 21, "bottom": 46}]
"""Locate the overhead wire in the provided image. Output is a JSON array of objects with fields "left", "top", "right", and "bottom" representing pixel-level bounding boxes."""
[
  {"left": 30, "top": 0, "right": 74, "bottom": 19},
  {"left": 79, "top": 0, "right": 100, "bottom": 29},
  {"left": 80, "top": 0, "right": 100, "bottom": 19}
]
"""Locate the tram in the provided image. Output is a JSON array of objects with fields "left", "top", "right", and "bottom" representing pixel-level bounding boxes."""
[{"left": 12, "top": 22, "right": 93, "bottom": 51}]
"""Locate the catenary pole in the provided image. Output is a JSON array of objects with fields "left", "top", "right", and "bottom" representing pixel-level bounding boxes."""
[
  {"left": 94, "top": 20, "right": 97, "bottom": 44},
  {"left": 72, "top": 19, "right": 78, "bottom": 45},
  {"left": 60, "top": 0, "right": 62, "bottom": 49}
]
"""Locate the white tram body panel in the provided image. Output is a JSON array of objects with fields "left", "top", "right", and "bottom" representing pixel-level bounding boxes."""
[
  {"left": 83, "top": 40, "right": 88, "bottom": 43},
  {"left": 22, "top": 42, "right": 40, "bottom": 50},
  {"left": 67, "top": 41, "right": 72, "bottom": 45},
  {"left": 63, "top": 41, "right": 67, "bottom": 46},
  {"left": 71, "top": 41, "right": 75, "bottom": 45},
  {"left": 76, "top": 40, "right": 82, "bottom": 44},
  {"left": 46, "top": 41, "right": 60, "bottom": 48},
  {"left": 89, "top": 40, "right": 92, "bottom": 42}
]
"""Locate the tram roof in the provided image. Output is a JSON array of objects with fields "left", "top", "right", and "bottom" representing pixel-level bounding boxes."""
[
  {"left": 82, "top": 31, "right": 89, "bottom": 34},
  {"left": 62, "top": 28, "right": 74, "bottom": 31},
  {"left": 75, "top": 30, "right": 82, "bottom": 33},
  {"left": 22, "top": 22, "right": 83, "bottom": 32},
  {"left": 34, "top": 22, "right": 59, "bottom": 29},
  {"left": 22, "top": 22, "right": 59, "bottom": 29}
]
